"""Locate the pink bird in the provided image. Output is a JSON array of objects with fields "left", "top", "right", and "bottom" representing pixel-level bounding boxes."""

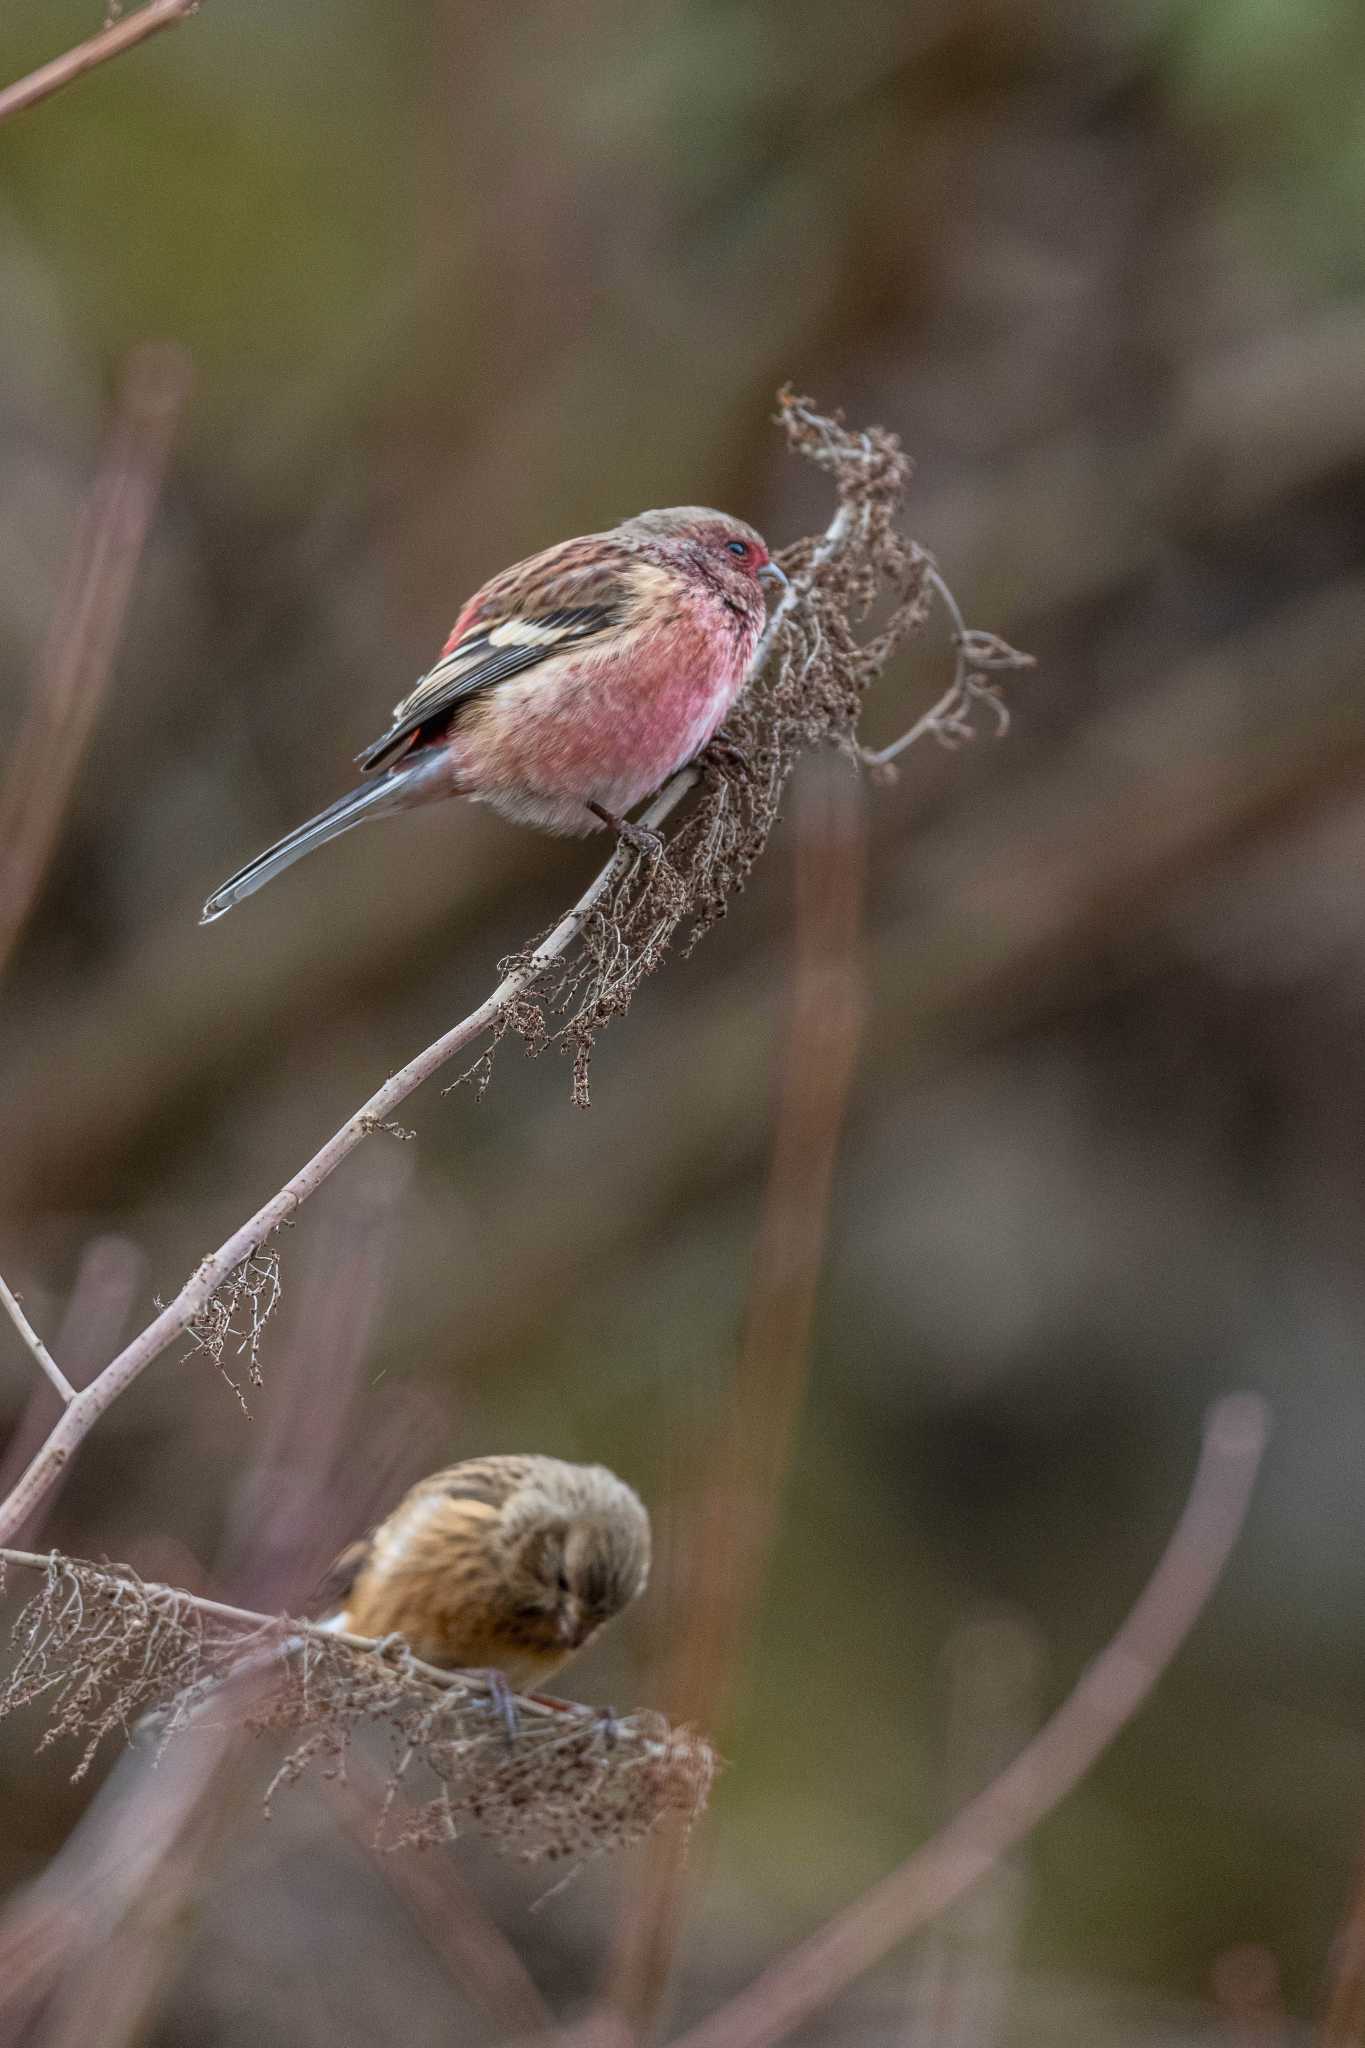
[{"left": 200, "top": 506, "right": 786, "bottom": 924}]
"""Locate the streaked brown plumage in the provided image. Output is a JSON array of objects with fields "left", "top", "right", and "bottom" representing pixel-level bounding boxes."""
[{"left": 315, "top": 1455, "right": 650, "bottom": 1689}]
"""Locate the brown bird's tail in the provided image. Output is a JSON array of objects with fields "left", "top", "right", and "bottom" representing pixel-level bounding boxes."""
[{"left": 199, "top": 755, "right": 447, "bottom": 924}]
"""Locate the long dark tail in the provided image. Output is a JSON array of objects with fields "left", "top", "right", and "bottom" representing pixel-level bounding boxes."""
[{"left": 200, "top": 760, "right": 440, "bottom": 924}]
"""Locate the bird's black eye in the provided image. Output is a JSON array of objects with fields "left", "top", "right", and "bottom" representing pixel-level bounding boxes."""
[
  {"left": 557, "top": 1569, "right": 571, "bottom": 1594},
  {"left": 726, "top": 539, "right": 749, "bottom": 558}
]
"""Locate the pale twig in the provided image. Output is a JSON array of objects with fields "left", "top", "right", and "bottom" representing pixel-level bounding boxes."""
[
  {"left": 0, "top": 1546, "right": 608, "bottom": 1717},
  {"left": 0, "top": 342, "right": 191, "bottom": 975},
  {"left": 859, "top": 564, "right": 1031, "bottom": 769},
  {"left": 666, "top": 1394, "right": 1270, "bottom": 2048},
  {"left": 0, "top": 1547, "right": 715, "bottom": 1868},
  {"left": 0, "top": 1207, "right": 419, "bottom": 2040},
  {"left": 0, "top": 795, "right": 667, "bottom": 1546},
  {"left": 0, "top": 1276, "right": 76, "bottom": 1405},
  {"left": 0, "top": 1239, "right": 145, "bottom": 1554},
  {"left": 0, "top": 0, "right": 198, "bottom": 128}
]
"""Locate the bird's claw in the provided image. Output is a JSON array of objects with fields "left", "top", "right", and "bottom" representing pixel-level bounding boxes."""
[
  {"left": 699, "top": 735, "right": 754, "bottom": 784},
  {"left": 618, "top": 821, "right": 665, "bottom": 862},
  {"left": 589, "top": 802, "right": 664, "bottom": 862},
  {"left": 479, "top": 1669, "right": 522, "bottom": 1742},
  {"left": 596, "top": 1704, "right": 623, "bottom": 1746}
]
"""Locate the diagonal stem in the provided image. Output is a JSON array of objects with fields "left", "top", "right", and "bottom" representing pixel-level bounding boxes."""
[
  {"left": 0, "top": 0, "right": 198, "bottom": 129},
  {"left": 0, "top": 1276, "right": 76, "bottom": 1405}
]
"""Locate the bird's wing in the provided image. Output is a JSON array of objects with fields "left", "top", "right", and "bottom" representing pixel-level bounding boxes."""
[
  {"left": 308, "top": 1457, "right": 537, "bottom": 1618},
  {"left": 358, "top": 543, "right": 637, "bottom": 774},
  {"left": 308, "top": 1538, "right": 373, "bottom": 1620}
]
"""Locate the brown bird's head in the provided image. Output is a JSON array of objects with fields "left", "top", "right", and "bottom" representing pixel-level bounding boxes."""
[
  {"left": 498, "top": 1462, "right": 651, "bottom": 1656},
  {"left": 618, "top": 506, "right": 787, "bottom": 613}
]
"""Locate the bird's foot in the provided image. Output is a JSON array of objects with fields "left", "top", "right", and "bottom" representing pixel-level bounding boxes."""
[
  {"left": 368, "top": 1632, "right": 409, "bottom": 1664},
  {"left": 589, "top": 803, "right": 665, "bottom": 862},
  {"left": 477, "top": 1668, "right": 522, "bottom": 1742},
  {"left": 595, "top": 1704, "right": 623, "bottom": 1747},
  {"left": 698, "top": 733, "right": 754, "bottom": 784}
]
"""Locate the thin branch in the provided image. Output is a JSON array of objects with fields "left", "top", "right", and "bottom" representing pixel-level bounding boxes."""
[
  {"left": 666, "top": 1393, "right": 1271, "bottom": 2048},
  {"left": 0, "top": 0, "right": 198, "bottom": 129},
  {"left": 0, "top": 1547, "right": 715, "bottom": 1867},
  {"left": 0, "top": 1277, "right": 76, "bottom": 1406},
  {"left": 0, "top": 798, "right": 662, "bottom": 1545},
  {"left": 0, "top": 341, "right": 191, "bottom": 975},
  {"left": 0, "top": 1546, "right": 600, "bottom": 1715},
  {"left": 0, "top": 1238, "right": 144, "bottom": 1557},
  {"left": 859, "top": 564, "right": 1031, "bottom": 769}
]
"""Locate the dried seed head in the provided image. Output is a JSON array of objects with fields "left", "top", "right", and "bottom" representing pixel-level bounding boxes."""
[{"left": 0, "top": 1553, "right": 715, "bottom": 1871}]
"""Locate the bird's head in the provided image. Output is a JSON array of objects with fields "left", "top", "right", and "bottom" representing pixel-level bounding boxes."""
[
  {"left": 500, "top": 1466, "right": 651, "bottom": 1653},
  {"left": 621, "top": 506, "right": 788, "bottom": 604}
]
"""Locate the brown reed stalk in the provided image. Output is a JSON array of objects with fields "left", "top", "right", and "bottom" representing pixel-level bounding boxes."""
[
  {"left": 599, "top": 754, "right": 869, "bottom": 2042},
  {"left": 0, "top": 341, "right": 190, "bottom": 977},
  {"left": 664, "top": 1394, "right": 1270, "bottom": 2048}
]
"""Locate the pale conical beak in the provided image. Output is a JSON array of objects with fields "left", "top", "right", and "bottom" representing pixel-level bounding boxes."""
[
  {"left": 559, "top": 1599, "right": 584, "bottom": 1645},
  {"left": 758, "top": 561, "right": 789, "bottom": 590}
]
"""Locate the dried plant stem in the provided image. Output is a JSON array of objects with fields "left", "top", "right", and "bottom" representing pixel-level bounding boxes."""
[
  {"left": 0, "top": 1275, "right": 75, "bottom": 1405},
  {"left": 0, "top": 1240, "right": 145, "bottom": 1556},
  {"left": 0, "top": 0, "right": 198, "bottom": 128},
  {"left": 0, "top": 1548, "right": 481, "bottom": 1689},
  {"left": 0, "top": 1547, "right": 715, "bottom": 1865},
  {"left": 666, "top": 1394, "right": 1270, "bottom": 2048},
  {"left": 0, "top": 1543, "right": 672, "bottom": 1730},
  {"left": 0, "top": 795, "right": 659, "bottom": 1546},
  {"left": 857, "top": 565, "right": 1028, "bottom": 769},
  {"left": 0, "top": 341, "right": 191, "bottom": 975}
]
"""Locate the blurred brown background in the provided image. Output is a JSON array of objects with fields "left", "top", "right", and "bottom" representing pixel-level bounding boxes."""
[{"left": 3, "top": 0, "right": 1365, "bottom": 2040}]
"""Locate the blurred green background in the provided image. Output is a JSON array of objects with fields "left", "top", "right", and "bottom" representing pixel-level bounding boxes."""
[{"left": 3, "top": 0, "right": 1365, "bottom": 2040}]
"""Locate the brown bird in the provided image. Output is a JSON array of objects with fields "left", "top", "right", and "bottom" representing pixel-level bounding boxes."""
[{"left": 314, "top": 1455, "right": 651, "bottom": 1691}]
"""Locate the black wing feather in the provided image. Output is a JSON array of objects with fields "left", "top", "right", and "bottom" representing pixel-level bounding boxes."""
[
  {"left": 309, "top": 1538, "right": 372, "bottom": 1618},
  {"left": 358, "top": 605, "right": 618, "bottom": 773}
]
